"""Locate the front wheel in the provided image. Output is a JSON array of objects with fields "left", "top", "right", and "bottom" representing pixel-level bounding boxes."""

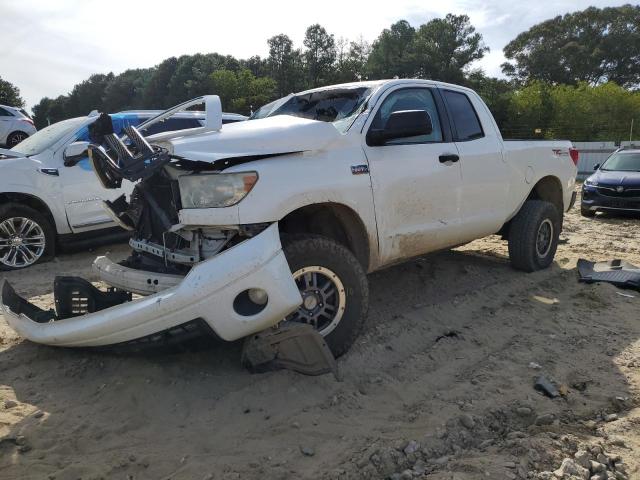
[
  {"left": 282, "top": 235, "right": 369, "bottom": 357},
  {"left": 508, "top": 200, "right": 561, "bottom": 272},
  {"left": 0, "top": 203, "right": 55, "bottom": 271},
  {"left": 580, "top": 205, "right": 596, "bottom": 217}
]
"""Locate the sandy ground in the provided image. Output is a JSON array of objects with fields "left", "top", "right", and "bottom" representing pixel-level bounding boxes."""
[{"left": 1, "top": 191, "right": 639, "bottom": 480}]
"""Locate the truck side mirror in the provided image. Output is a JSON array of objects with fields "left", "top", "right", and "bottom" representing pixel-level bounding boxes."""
[
  {"left": 63, "top": 141, "right": 90, "bottom": 166},
  {"left": 367, "top": 110, "right": 433, "bottom": 146},
  {"left": 593, "top": 163, "right": 600, "bottom": 170}
]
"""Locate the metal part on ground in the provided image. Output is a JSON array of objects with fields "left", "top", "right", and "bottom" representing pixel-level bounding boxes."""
[
  {"left": 577, "top": 259, "right": 640, "bottom": 290},
  {"left": 241, "top": 323, "right": 338, "bottom": 378},
  {"left": 93, "top": 256, "right": 183, "bottom": 296}
]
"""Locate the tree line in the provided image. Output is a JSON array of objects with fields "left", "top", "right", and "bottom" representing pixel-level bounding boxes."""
[{"left": 1, "top": 4, "right": 639, "bottom": 142}]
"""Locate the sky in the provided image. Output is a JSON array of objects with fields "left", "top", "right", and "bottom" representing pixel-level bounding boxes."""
[{"left": 0, "top": 0, "right": 630, "bottom": 110}]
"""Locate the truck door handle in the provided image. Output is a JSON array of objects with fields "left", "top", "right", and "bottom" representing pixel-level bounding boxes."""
[{"left": 439, "top": 154, "right": 459, "bottom": 163}]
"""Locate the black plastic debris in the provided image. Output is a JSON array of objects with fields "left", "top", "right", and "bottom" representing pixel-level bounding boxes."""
[
  {"left": 241, "top": 323, "right": 338, "bottom": 378},
  {"left": 578, "top": 259, "right": 640, "bottom": 291},
  {"left": 534, "top": 375, "right": 560, "bottom": 398}
]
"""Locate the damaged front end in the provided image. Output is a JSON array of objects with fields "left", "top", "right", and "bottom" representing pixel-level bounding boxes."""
[
  {"left": 0, "top": 97, "right": 304, "bottom": 348},
  {"left": 1, "top": 223, "right": 302, "bottom": 346}
]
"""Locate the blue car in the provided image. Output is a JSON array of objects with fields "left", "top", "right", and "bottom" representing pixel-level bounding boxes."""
[{"left": 582, "top": 148, "right": 640, "bottom": 216}]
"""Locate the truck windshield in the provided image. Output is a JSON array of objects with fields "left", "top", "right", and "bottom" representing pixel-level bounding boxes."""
[
  {"left": 255, "top": 87, "right": 375, "bottom": 133},
  {"left": 10, "top": 117, "right": 88, "bottom": 156},
  {"left": 601, "top": 152, "right": 640, "bottom": 172}
]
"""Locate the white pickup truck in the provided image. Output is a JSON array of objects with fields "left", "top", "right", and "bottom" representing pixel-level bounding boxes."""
[{"left": 1, "top": 79, "right": 578, "bottom": 357}]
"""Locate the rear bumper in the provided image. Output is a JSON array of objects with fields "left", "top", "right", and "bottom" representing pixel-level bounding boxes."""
[{"left": 0, "top": 223, "right": 302, "bottom": 347}]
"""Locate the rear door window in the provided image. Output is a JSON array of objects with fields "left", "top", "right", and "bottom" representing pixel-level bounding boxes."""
[
  {"left": 144, "top": 117, "right": 202, "bottom": 136},
  {"left": 0, "top": 107, "right": 13, "bottom": 117},
  {"left": 442, "top": 90, "right": 484, "bottom": 141}
]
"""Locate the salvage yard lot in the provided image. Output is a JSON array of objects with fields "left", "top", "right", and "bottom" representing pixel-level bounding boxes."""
[{"left": 1, "top": 190, "right": 639, "bottom": 480}]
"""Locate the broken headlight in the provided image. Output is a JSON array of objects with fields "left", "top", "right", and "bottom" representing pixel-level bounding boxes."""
[{"left": 178, "top": 172, "right": 258, "bottom": 208}]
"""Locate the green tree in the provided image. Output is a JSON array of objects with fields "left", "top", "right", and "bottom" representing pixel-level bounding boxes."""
[
  {"left": 413, "top": 14, "right": 488, "bottom": 83},
  {"left": 498, "top": 81, "right": 640, "bottom": 141},
  {"left": 502, "top": 81, "right": 554, "bottom": 139},
  {"left": 464, "top": 71, "right": 514, "bottom": 131},
  {"left": 208, "top": 69, "right": 275, "bottom": 115},
  {"left": 548, "top": 82, "right": 640, "bottom": 141},
  {"left": 64, "top": 73, "right": 114, "bottom": 117},
  {"left": 143, "top": 57, "right": 178, "bottom": 109},
  {"left": 0, "top": 77, "right": 25, "bottom": 107},
  {"left": 241, "top": 55, "right": 267, "bottom": 78},
  {"left": 335, "top": 36, "right": 371, "bottom": 82},
  {"left": 303, "top": 24, "right": 336, "bottom": 87},
  {"left": 103, "top": 68, "right": 153, "bottom": 112},
  {"left": 502, "top": 4, "right": 640, "bottom": 87},
  {"left": 367, "top": 20, "right": 416, "bottom": 79},
  {"left": 267, "top": 34, "right": 299, "bottom": 96},
  {"left": 32, "top": 95, "right": 69, "bottom": 129},
  {"left": 165, "top": 53, "right": 239, "bottom": 106},
  {"left": 209, "top": 69, "right": 239, "bottom": 110}
]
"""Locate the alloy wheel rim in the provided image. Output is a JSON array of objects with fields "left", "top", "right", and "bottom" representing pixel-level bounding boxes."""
[
  {"left": 286, "top": 265, "right": 346, "bottom": 336},
  {"left": 9, "top": 133, "right": 27, "bottom": 146},
  {"left": 0, "top": 217, "right": 46, "bottom": 268},
  {"left": 535, "top": 219, "right": 554, "bottom": 258}
]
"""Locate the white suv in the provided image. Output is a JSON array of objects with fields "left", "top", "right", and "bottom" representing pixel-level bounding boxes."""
[
  {"left": 0, "top": 104, "right": 37, "bottom": 147},
  {"left": 0, "top": 108, "right": 247, "bottom": 270}
]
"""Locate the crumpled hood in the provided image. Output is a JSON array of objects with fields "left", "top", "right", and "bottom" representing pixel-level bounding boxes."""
[
  {"left": 164, "top": 115, "right": 343, "bottom": 162},
  {"left": 591, "top": 169, "right": 640, "bottom": 187}
]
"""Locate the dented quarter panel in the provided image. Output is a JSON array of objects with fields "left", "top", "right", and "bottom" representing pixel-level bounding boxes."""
[{"left": 502, "top": 141, "right": 577, "bottom": 221}]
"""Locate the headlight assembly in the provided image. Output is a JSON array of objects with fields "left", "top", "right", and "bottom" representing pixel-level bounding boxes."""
[
  {"left": 584, "top": 178, "right": 598, "bottom": 187},
  {"left": 179, "top": 172, "right": 258, "bottom": 208}
]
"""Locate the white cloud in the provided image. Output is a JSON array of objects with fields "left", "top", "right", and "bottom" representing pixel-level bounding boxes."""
[{"left": 0, "top": 0, "right": 626, "bottom": 110}]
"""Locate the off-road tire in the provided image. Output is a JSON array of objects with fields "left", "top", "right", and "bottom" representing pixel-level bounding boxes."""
[
  {"left": 508, "top": 200, "right": 561, "bottom": 272},
  {"left": 580, "top": 206, "right": 595, "bottom": 217},
  {"left": 0, "top": 203, "right": 55, "bottom": 271},
  {"left": 282, "top": 234, "right": 369, "bottom": 357}
]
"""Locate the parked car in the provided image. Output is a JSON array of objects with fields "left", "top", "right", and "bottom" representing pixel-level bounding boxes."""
[
  {"left": 0, "top": 108, "right": 246, "bottom": 270},
  {"left": 581, "top": 148, "right": 640, "bottom": 216},
  {"left": 0, "top": 104, "right": 37, "bottom": 147},
  {"left": 1, "top": 80, "right": 578, "bottom": 357}
]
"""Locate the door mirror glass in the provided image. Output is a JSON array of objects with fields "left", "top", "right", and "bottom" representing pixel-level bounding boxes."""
[
  {"left": 63, "top": 141, "right": 90, "bottom": 166},
  {"left": 369, "top": 110, "right": 433, "bottom": 146},
  {"left": 593, "top": 163, "right": 600, "bottom": 170}
]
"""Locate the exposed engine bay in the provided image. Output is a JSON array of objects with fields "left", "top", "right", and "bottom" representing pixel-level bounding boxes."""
[{"left": 86, "top": 111, "right": 268, "bottom": 284}]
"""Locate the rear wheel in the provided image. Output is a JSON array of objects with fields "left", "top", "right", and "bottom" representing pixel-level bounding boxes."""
[
  {"left": 508, "top": 200, "right": 561, "bottom": 272},
  {"left": 6, "top": 131, "right": 28, "bottom": 147},
  {"left": 0, "top": 204, "right": 55, "bottom": 271},
  {"left": 282, "top": 235, "right": 369, "bottom": 357}
]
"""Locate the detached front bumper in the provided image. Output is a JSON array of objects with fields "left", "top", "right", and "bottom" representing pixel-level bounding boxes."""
[{"left": 0, "top": 224, "right": 302, "bottom": 347}]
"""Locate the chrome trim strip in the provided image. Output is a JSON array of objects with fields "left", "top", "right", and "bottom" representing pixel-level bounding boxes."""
[{"left": 71, "top": 219, "right": 115, "bottom": 228}]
